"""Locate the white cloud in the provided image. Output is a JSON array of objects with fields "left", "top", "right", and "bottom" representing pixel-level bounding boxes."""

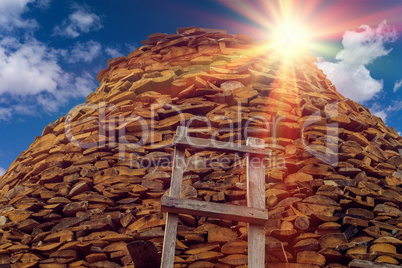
[
  {"left": 105, "top": 47, "right": 122, "bottom": 58},
  {"left": 0, "top": 37, "right": 95, "bottom": 119},
  {"left": 34, "top": 71, "right": 94, "bottom": 113},
  {"left": 0, "top": 167, "right": 5, "bottom": 176},
  {"left": 53, "top": 6, "right": 102, "bottom": 38},
  {"left": 316, "top": 20, "right": 397, "bottom": 103},
  {"left": 36, "top": 0, "right": 51, "bottom": 9},
  {"left": 336, "top": 21, "right": 397, "bottom": 65},
  {"left": 0, "top": 104, "right": 35, "bottom": 121},
  {"left": 373, "top": 110, "right": 387, "bottom": 122},
  {"left": 0, "top": 107, "right": 13, "bottom": 121},
  {"left": 67, "top": 40, "right": 102, "bottom": 63},
  {"left": 125, "top": 43, "right": 138, "bottom": 53},
  {"left": 393, "top": 79, "right": 402, "bottom": 92},
  {"left": 0, "top": 38, "right": 61, "bottom": 96},
  {"left": 0, "top": 2, "right": 100, "bottom": 121},
  {"left": 317, "top": 60, "right": 383, "bottom": 102},
  {"left": 371, "top": 100, "right": 402, "bottom": 124},
  {"left": 0, "top": 0, "right": 37, "bottom": 31},
  {"left": 387, "top": 101, "right": 402, "bottom": 111}
]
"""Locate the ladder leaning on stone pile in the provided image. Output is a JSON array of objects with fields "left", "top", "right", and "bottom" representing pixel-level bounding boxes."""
[{"left": 135, "top": 126, "right": 272, "bottom": 268}]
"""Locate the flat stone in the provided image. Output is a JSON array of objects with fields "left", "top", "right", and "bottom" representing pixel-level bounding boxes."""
[
  {"left": 346, "top": 208, "right": 374, "bottom": 220},
  {"left": 319, "top": 233, "right": 348, "bottom": 249},
  {"left": 296, "top": 251, "right": 326, "bottom": 266},
  {"left": 343, "top": 216, "right": 369, "bottom": 228},
  {"left": 368, "top": 243, "right": 396, "bottom": 255},
  {"left": 373, "top": 204, "right": 402, "bottom": 217},
  {"left": 372, "top": 237, "right": 402, "bottom": 247}
]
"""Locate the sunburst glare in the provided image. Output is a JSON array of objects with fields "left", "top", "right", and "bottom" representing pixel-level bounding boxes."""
[
  {"left": 272, "top": 21, "right": 309, "bottom": 46},
  {"left": 217, "top": 0, "right": 402, "bottom": 58}
]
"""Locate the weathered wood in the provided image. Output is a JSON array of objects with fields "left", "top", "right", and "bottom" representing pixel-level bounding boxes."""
[
  {"left": 160, "top": 127, "right": 187, "bottom": 268},
  {"left": 246, "top": 137, "right": 266, "bottom": 268},
  {"left": 127, "top": 241, "right": 160, "bottom": 268},
  {"left": 394, "top": 145, "right": 402, "bottom": 157},
  {"left": 161, "top": 196, "right": 268, "bottom": 225},
  {"left": 294, "top": 216, "right": 310, "bottom": 231},
  {"left": 296, "top": 251, "right": 326, "bottom": 266},
  {"left": 343, "top": 224, "right": 359, "bottom": 240},
  {"left": 265, "top": 242, "right": 288, "bottom": 263},
  {"left": 319, "top": 233, "right": 347, "bottom": 249},
  {"left": 173, "top": 134, "right": 274, "bottom": 156},
  {"left": 161, "top": 128, "right": 267, "bottom": 268},
  {"left": 349, "top": 259, "right": 401, "bottom": 268}
]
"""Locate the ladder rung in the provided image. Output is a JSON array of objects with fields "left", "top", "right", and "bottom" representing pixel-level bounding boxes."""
[
  {"left": 161, "top": 196, "right": 268, "bottom": 225},
  {"left": 173, "top": 135, "right": 275, "bottom": 156}
]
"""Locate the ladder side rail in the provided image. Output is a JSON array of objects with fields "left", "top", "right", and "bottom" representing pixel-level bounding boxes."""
[
  {"left": 160, "top": 127, "right": 187, "bottom": 268},
  {"left": 247, "top": 137, "right": 266, "bottom": 268}
]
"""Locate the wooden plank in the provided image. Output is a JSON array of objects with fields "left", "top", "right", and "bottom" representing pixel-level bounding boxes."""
[
  {"left": 247, "top": 137, "right": 266, "bottom": 268},
  {"left": 160, "top": 127, "right": 187, "bottom": 268},
  {"left": 266, "top": 242, "right": 288, "bottom": 263},
  {"left": 161, "top": 196, "right": 268, "bottom": 225},
  {"left": 398, "top": 145, "right": 402, "bottom": 157},
  {"left": 266, "top": 264, "right": 319, "bottom": 268},
  {"left": 127, "top": 241, "right": 160, "bottom": 268},
  {"left": 160, "top": 208, "right": 179, "bottom": 268},
  {"left": 349, "top": 259, "right": 401, "bottom": 268},
  {"left": 173, "top": 135, "right": 274, "bottom": 156},
  {"left": 169, "top": 127, "right": 187, "bottom": 197}
]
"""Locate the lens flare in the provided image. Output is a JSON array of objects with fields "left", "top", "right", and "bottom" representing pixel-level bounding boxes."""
[
  {"left": 215, "top": 0, "right": 402, "bottom": 57},
  {"left": 268, "top": 19, "right": 312, "bottom": 59},
  {"left": 272, "top": 21, "right": 309, "bottom": 46}
]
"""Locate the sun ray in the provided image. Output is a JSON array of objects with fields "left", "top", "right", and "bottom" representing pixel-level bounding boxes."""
[
  {"left": 214, "top": 0, "right": 402, "bottom": 46},
  {"left": 209, "top": 0, "right": 402, "bottom": 141}
]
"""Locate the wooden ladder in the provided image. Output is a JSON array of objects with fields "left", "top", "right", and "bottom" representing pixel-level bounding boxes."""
[{"left": 160, "top": 126, "right": 270, "bottom": 268}]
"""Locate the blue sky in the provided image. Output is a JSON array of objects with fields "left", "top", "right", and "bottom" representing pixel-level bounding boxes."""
[{"left": 1, "top": 0, "right": 402, "bottom": 175}]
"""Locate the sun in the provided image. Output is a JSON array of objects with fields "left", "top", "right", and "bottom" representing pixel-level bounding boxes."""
[
  {"left": 272, "top": 21, "right": 310, "bottom": 47},
  {"left": 266, "top": 19, "right": 313, "bottom": 59}
]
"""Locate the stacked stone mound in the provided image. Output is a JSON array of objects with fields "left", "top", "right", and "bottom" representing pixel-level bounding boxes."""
[{"left": 0, "top": 26, "right": 402, "bottom": 268}]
